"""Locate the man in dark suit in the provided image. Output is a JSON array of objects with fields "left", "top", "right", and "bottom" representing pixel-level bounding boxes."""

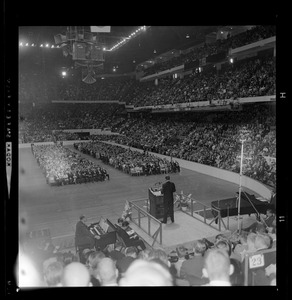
[
  {"left": 116, "top": 221, "right": 146, "bottom": 251},
  {"left": 161, "top": 175, "right": 176, "bottom": 224},
  {"left": 75, "top": 215, "right": 100, "bottom": 250}
]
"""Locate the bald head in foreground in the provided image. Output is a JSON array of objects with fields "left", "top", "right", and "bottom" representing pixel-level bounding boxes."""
[
  {"left": 95, "top": 257, "right": 118, "bottom": 286},
  {"left": 61, "top": 262, "right": 91, "bottom": 286},
  {"left": 119, "top": 259, "right": 173, "bottom": 286},
  {"left": 202, "top": 248, "right": 234, "bottom": 286}
]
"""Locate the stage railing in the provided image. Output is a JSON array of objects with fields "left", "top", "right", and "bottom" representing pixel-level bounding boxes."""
[
  {"left": 128, "top": 198, "right": 163, "bottom": 246},
  {"left": 177, "top": 195, "right": 228, "bottom": 232}
]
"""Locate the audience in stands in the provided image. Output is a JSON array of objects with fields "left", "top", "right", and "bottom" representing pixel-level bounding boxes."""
[
  {"left": 138, "top": 26, "right": 275, "bottom": 79},
  {"left": 31, "top": 144, "right": 109, "bottom": 186},
  {"left": 21, "top": 98, "right": 276, "bottom": 188},
  {"left": 19, "top": 102, "right": 124, "bottom": 143},
  {"left": 21, "top": 97, "right": 275, "bottom": 188},
  {"left": 126, "top": 55, "right": 275, "bottom": 107},
  {"left": 75, "top": 141, "right": 180, "bottom": 176}
]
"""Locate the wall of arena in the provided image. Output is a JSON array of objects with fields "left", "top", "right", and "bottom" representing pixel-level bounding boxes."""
[{"left": 19, "top": 139, "right": 272, "bottom": 200}]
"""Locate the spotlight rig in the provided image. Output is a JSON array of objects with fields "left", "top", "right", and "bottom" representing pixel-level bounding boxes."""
[{"left": 54, "top": 26, "right": 108, "bottom": 84}]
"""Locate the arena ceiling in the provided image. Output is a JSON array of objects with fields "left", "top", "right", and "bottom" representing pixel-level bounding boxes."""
[{"left": 19, "top": 26, "right": 219, "bottom": 74}]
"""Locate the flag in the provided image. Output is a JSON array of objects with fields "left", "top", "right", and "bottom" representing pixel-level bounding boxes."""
[{"left": 90, "top": 26, "right": 111, "bottom": 33}]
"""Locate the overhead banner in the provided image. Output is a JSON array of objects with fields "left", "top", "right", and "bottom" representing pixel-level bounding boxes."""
[{"left": 90, "top": 26, "right": 111, "bottom": 33}]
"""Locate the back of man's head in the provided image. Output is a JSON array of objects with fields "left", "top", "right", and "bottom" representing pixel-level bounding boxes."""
[
  {"left": 96, "top": 257, "right": 118, "bottom": 286},
  {"left": 203, "top": 249, "right": 233, "bottom": 283},
  {"left": 61, "top": 262, "right": 91, "bottom": 286},
  {"left": 247, "top": 232, "right": 257, "bottom": 252},
  {"left": 194, "top": 239, "right": 207, "bottom": 256},
  {"left": 119, "top": 259, "right": 173, "bottom": 286},
  {"left": 255, "top": 233, "right": 271, "bottom": 250},
  {"left": 87, "top": 250, "right": 106, "bottom": 271},
  {"left": 43, "top": 261, "right": 64, "bottom": 287},
  {"left": 79, "top": 215, "right": 86, "bottom": 221},
  {"left": 148, "top": 249, "right": 169, "bottom": 266},
  {"left": 215, "top": 239, "right": 232, "bottom": 257},
  {"left": 125, "top": 246, "right": 138, "bottom": 258}
]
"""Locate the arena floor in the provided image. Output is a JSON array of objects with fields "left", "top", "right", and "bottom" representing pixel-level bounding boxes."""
[{"left": 18, "top": 146, "right": 260, "bottom": 245}]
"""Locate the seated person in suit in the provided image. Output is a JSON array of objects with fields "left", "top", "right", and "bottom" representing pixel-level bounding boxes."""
[
  {"left": 75, "top": 215, "right": 100, "bottom": 251},
  {"left": 244, "top": 232, "right": 275, "bottom": 286},
  {"left": 116, "top": 220, "right": 146, "bottom": 251},
  {"left": 179, "top": 239, "right": 209, "bottom": 285},
  {"left": 116, "top": 246, "right": 138, "bottom": 278},
  {"left": 214, "top": 239, "right": 244, "bottom": 286},
  {"left": 86, "top": 250, "right": 106, "bottom": 286},
  {"left": 242, "top": 208, "right": 275, "bottom": 233}
]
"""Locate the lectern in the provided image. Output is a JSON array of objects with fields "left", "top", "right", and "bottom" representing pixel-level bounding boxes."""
[{"left": 148, "top": 188, "right": 164, "bottom": 219}]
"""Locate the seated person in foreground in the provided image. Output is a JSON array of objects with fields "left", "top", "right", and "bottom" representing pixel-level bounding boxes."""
[
  {"left": 179, "top": 239, "right": 209, "bottom": 285},
  {"left": 116, "top": 220, "right": 146, "bottom": 251},
  {"left": 116, "top": 246, "right": 138, "bottom": 278},
  {"left": 119, "top": 259, "right": 173, "bottom": 286},
  {"left": 242, "top": 208, "right": 275, "bottom": 233}
]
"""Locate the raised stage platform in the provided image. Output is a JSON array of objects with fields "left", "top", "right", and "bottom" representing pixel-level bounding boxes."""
[{"left": 129, "top": 209, "right": 260, "bottom": 253}]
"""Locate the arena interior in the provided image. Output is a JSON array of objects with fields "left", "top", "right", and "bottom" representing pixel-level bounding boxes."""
[{"left": 16, "top": 25, "right": 278, "bottom": 288}]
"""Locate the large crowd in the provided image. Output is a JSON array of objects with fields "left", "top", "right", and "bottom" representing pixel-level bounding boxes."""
[
  {"left": 19, "top": 26, "right": 276, "bottom": 185},
  {"left": 17, "top": 25, "right": 277, "bottom": 290},
  {"left": 19, "top": 99, "right": 276, "bottom": 188},
  {"left": 49, "top": 53, "right": 275, "bottom": 108},
  {"left": 19, "top": 102, "right": 124, "bottom": 143},
  {"left": 19, "top": 206, "right": 276, "bottom": 287},
  {"left": 19, "top": 25, "right": 275, "bottom": 109},
  {"left": 74, "top": 141, "right": 180, "bottom": 176},
  {"left": 123, "top": 54, "right": 275, "bottom": 106},
  {"left": 31, "top": 144, "right": 109, "bottom": 185},
  {"left": 139, "top": 25, "right": 275, "bottom": 77},
  {"left": 56, "top": 76, "right": 136, "bottom": 101},
  {"left": 93, "top": 103, "right": 276, "bottom": 187}
]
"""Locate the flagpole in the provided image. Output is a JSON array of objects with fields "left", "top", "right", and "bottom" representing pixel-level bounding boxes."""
[{"left": 237, "top": 139, "right": 245, "bottom": 234}]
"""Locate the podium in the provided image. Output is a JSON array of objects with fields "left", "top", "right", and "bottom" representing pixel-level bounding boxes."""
[{"left": 148, "top": 188, "right": 164, "bottom": 219}]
